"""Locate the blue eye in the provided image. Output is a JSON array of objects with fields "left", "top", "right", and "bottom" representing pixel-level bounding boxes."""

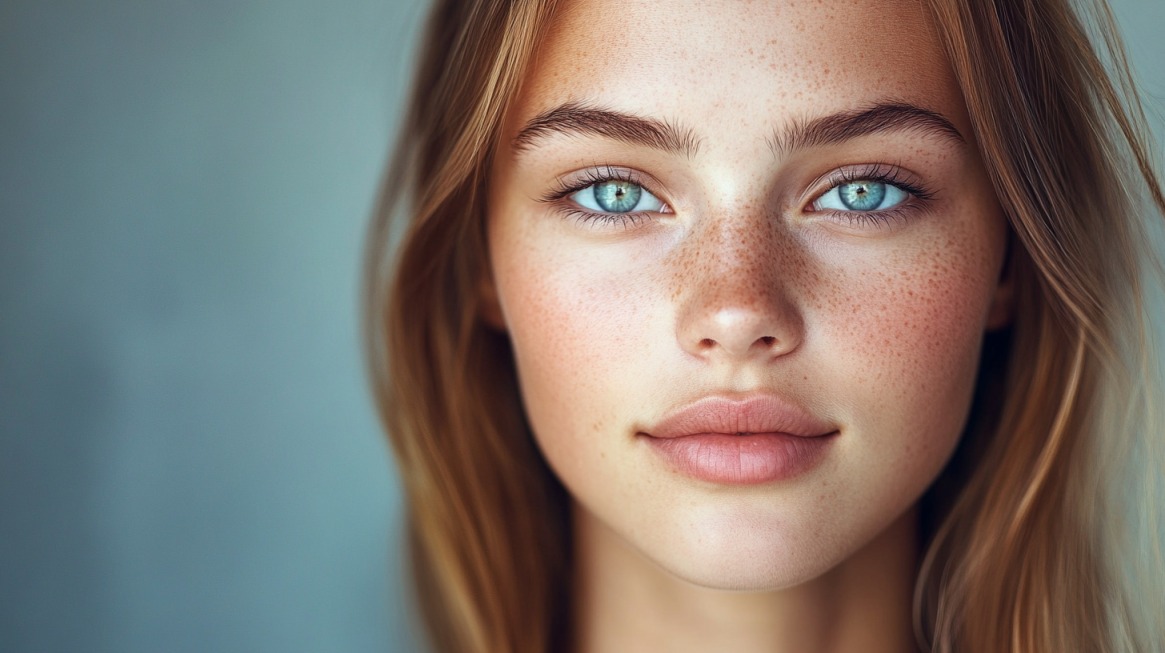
[
  {"left": 571, "top": 180, "right": 664, "bottom": 213},
  {"left": 814, "top": 180, "right": 908, "bottom": 212}
]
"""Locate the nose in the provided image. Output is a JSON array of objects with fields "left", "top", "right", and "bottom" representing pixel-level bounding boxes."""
[
  {"left": 675, "top": 222, "right": 804, "bottom": 363},
  {"left": 683, "top": 306, "right": 798, "bottom": 360}
]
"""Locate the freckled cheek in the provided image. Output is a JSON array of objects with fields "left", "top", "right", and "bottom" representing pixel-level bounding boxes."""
[{"left": 823, "top": 248, "right": 998, "bottom": 434}]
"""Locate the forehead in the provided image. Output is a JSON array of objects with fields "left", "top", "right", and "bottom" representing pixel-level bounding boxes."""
[{"left": 511, "top": 0, "right": 969, "bottom": 142}]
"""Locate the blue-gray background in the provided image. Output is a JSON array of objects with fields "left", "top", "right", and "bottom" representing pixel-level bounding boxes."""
[{"left": 1, "top": 1, "right": 1162, "bottom": 652}]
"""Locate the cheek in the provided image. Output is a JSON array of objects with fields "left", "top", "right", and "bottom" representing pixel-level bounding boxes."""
[
  {"left": 491, "top": 231, "right": 658, "bottom": 469},
  {"left": 817, "top": 227, "right": 1003, "bottom": 476}
]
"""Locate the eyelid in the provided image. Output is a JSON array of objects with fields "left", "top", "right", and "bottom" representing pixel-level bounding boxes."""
[
  {"left": 804, "top": 162, "right": 933, "bottom": 206},
  {"left": 539, "top": 162, "right": 933, "bottom": 230},
  {"left": 539, "top": 164, "right": 672, "bottom": 229},
  {"left": 800, "top": 162, "right": 935, "bottom": 228},
  {"left": 541, "top": 164, "right": 668, "bottom": 204}
]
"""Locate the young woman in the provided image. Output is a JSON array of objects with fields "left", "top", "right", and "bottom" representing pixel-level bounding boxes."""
[{"left": 364, "top": 0, "right": 1165, "bottom": 651}]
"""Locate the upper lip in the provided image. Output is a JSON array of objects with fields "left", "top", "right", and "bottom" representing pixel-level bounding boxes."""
[{"left": 641, "top": 393, "right": 836, "bottom": 439}]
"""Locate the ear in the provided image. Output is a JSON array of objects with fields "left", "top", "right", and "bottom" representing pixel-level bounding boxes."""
[
  {"left": 478, "top": 268, "right": 508, "bottom": 331},
  {"left": 985, "top": 235, "right": 1015, "bottom": 330}
]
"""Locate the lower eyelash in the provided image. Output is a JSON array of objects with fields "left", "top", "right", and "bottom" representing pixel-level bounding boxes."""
[
  {"left": 543, "top": 163, "right": 931, "bottom": 229},
  {"left": 554, "top": 206, "right": 647, "bottom": 229},
  {"left": 810, "top": 163, "right": 934, "bottom": 227},
  {"left": 540, "top": 165, "right": 662, "bottom": 229},
  {"left": 828, "top": 204, "right": 918, "bottom": 227}
]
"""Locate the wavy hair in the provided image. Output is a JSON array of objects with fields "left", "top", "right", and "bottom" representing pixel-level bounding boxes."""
[{"left": 363, "top": 0, "right": 1165, "bottom": 651}]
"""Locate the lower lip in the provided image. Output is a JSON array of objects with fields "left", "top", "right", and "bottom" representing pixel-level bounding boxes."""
[{"left": 643, "top": 432, "right": 836, "bottom": 485}]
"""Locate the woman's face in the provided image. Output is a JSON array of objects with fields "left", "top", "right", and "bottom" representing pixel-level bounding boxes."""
[{"left": 487, "top": 0, "right": 1009, "bottom": 590}]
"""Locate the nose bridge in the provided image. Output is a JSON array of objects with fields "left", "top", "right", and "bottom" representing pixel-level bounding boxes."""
[
  {"left": 673, "top": 207, "right": 804, "bottom": 361},
  {"left": 704, "top": 213, "right": 784, "bottom": 296}
]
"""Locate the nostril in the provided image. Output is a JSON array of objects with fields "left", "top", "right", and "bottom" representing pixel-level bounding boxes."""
[
  {"left": 759, "top": 336, "right": 777, "bottom": 347},
  {"left": 699, "top": 338, "right": 717, "bottom": 349}
]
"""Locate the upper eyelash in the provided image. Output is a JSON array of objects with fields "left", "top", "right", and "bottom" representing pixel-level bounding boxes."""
[
  {"left": 540, "top": 162, "right": 934, "bottom": 228},
  {"left": 545, "top": 163, "right": 930, "bottom": 204},
  {"left": 540, "top": 165, "right": 651, "bottom": 203},
  {"left": 808, "top": 163, "right": 934, "bottom": 227},
  {"left": 539, "top": 165, "right": 664, "bottom": 228},
  {"left": 816, "top": 162, "right": 935, "bottom": 203}
]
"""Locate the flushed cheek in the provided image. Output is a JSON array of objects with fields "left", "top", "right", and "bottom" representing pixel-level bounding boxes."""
[
  {"left": 838, "top": 271, "right": 985, "bottom": 383},
  {"left": 820, "top": 236, "right": 1001, "bottom": 462}
]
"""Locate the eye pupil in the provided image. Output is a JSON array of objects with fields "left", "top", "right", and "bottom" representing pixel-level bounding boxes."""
[
  {"left": 839, "top": 181, "right": 885, "bottom": 211},
  {"left": 594, "top": 180, "right": 642, "bottom": 213}
]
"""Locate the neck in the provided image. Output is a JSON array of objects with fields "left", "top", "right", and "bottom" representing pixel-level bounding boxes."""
[{"left": 570, "top": 504, "right": 922, "bottom": 653}]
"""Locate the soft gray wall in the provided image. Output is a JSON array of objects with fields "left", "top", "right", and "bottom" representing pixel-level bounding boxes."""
[
  {"left": 1, "top": 1, "right": 426, "bottom": 651},
  {"left": 0, "top": 2, "right": 1162, "bottom": 653}
]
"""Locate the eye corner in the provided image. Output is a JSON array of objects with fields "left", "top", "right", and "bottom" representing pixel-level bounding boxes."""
[{"left": 801, "top": 185, "right": 836, "bottom": 214}]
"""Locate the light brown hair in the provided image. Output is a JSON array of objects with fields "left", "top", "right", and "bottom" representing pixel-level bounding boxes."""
[{"left": 364, "top": 0, "right": 1165, "bottom": 651}]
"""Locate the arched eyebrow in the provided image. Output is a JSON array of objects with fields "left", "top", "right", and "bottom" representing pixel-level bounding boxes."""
[
  {"left": 769, "top": 102, "right": 966, "bottom": 154},
  {"left": 512, "top": 101, "right": 703, "bottom": 158},
  {"left": 510, "top": 100, "right": 965, "bottom": 159}
]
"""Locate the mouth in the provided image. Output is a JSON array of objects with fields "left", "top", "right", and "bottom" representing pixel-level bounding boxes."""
[{"left": 638, "top": 394, "right": 838, "bottom": 485}]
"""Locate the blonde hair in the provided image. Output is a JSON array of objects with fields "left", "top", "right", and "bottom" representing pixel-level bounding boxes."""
[{"left": 363, "top": 0, "right": 1165, "bottom": 651}]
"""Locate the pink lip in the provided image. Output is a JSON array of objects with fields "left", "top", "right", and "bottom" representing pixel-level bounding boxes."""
[{"left": 639, "top": 394, "right": 838, "bottom": 485}]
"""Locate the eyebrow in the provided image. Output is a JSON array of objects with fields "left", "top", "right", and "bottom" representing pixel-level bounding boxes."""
[
  {"left": 769, "top": 102, "right": 966, "bottom": 154},
  {"left": 510, "top": 100, "right": 965, "bottom": 159},
  {"left": 512, "top": 101, "right": 703, "bottom": 158}
]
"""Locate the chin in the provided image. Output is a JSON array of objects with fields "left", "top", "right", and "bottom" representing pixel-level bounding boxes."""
[
  {"left": 641, "top": 503, "right": 845, "bottom": 593},
  {"left": 653, "top": 538, "right": 839, "bottom": 593}
]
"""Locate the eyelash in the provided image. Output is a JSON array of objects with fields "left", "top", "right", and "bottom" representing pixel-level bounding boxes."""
[
  {"left": 807, "top": 163, "right": 935, "bottom": 228},
  {"left": 540, "top": 163, "right": 935, "bottom": 229},
  {"left": 540, "top": 165, "right": 663, "bottom": 228}
]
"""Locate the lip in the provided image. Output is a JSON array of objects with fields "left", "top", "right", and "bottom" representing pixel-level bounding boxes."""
[{"left": 639, "top": 394, "right": 838, "bottom": 485}]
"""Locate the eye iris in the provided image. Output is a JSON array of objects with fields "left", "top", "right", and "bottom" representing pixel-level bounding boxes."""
[
  {"left": 593, "top": 180, "right": 642, "bottom": 212},
  {"left": 838, "top": 181, "right": 886, "bottom": 211}
]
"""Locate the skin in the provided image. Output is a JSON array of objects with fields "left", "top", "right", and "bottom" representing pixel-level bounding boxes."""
[{"left": 485, "top": 0, "right": 1011, "bottom": 651}]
